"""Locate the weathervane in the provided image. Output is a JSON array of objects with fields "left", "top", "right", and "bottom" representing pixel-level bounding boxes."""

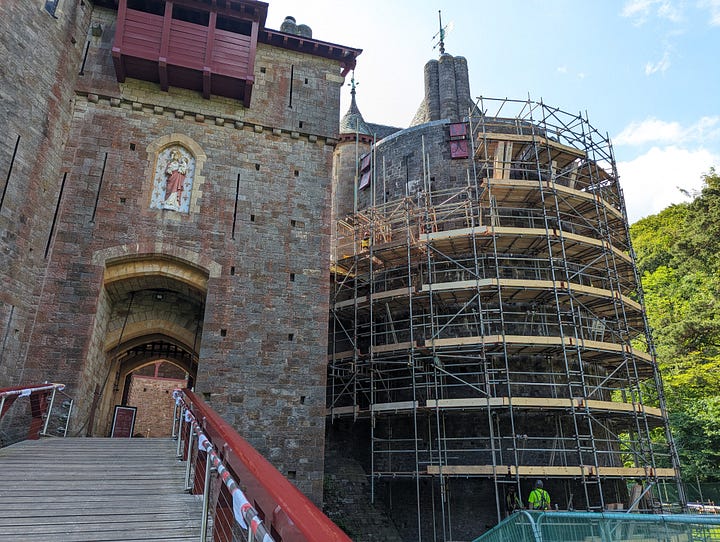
[
  {"left": 349, "top": 71, "right": 359, "bottom": 96},
  {"left": 432, "top": 10, "right": 454, "bottom": 55}
]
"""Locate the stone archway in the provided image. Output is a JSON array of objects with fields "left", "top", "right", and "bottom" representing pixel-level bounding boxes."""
[
  {"left": 119, "top": 358, "right": 190, "bottom": 438},
  {"left": 86, "top": 251, "right": 218, "bottom": 437}
]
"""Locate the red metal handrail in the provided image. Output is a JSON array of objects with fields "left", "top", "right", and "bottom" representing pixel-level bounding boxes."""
[
  {"left": 176, "top": 388, "right": 352, "bottom": 542},
  {"left": 0, "top": 383, "right": 65, "bottom": 442}
]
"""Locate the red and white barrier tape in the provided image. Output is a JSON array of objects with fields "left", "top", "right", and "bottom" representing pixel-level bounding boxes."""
[
  {"left": 174, "top": 391, "right": 275, "bottom": 542},
  {"left": 0, "top": 383, "right": 65, "bottom": 398}
]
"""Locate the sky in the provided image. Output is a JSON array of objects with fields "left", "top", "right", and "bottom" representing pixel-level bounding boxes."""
[{"left": 264, "top": 0, "right": 720, "bottom": 223}]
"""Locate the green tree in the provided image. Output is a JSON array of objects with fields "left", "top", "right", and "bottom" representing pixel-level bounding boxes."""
[{"left": 631, "top": 169, "right": 720, "bottom": 483}]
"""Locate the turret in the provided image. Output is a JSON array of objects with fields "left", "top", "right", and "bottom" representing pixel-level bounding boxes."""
[
  {"left": 332, "top": 77, "right": 374, "bottom": 229},
  {"left": 412, "top": 54, "right": 472, "bottom": 125}
]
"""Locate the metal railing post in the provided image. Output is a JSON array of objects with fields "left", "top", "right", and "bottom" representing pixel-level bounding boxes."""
[
  {"left": 200, "top": 450, "right": 213, "bottom": 542},
  {"left": 521, "top": 511, "right": 543, "bottom": 542},
  {"left": 171, "top": 402, "right": 179, "bottom": 438},
  {"left": 62, "top": 399, "right": 73, "bottom": 437},
  {"left": 173, "top": 388, "right": 352, "bottom": 542},
  {"left": 176, "top": 407, "right": 185, "bottom": 458},
  {"left": 184, "top": 427, "right": 195, "bottom": 491},
  {"left": 41, "top": 386, "right": 58, "bottom": 436}
]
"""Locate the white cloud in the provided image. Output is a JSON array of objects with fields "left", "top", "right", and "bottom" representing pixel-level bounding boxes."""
[
  {"left": 657, "top": 1, "right": 684, "bottom": 22},
  {"left": 644, "top": 50, "right": 671, "bottom": 74},
  {"left": 615, "top": 119, "right": 682, "bottom": 145},
  {"left": 556, "top": 66, "right": 568, "bottom": 74},
  {"left": 618, "top": 146, "right": 717, "bottom": 222},
  {"left": 699, "top": 0, "right": 720, "bottom": 25},
  {"left": 622, "top": 0, "right": 684, "bottom": 23},
  {"left": 622, "top": 0, "right": 655, "bottom": 21},
  {"left": 614, "top": 116, "right": 720, "bottom": 146},
  {"left": 693, "top": 116, "right": 720, "bottom": 139}
]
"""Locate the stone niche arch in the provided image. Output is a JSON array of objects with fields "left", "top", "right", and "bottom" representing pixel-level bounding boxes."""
[
  {"left": 86, "top": 248, "right": 219, "bottom": 437},
  {"left": 146, "top": 133, "right": 207, "bottom": 214}
]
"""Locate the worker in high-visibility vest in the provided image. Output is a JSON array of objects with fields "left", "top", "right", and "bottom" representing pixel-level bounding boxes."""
[
  {"left": 528, "top": 480, "right": 551, "bottom": 510},
  {"left": 505, "top": 485, "right": 523, "bottom": 516}
]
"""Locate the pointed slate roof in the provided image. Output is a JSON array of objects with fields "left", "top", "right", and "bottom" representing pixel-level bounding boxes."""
[{"left": 340, "top": 87, "right": 373, "bottom": 136}]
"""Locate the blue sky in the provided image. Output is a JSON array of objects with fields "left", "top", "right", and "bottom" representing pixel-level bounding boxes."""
[{"left": 265, "top": 0, "right": 720, "bottom": 223}]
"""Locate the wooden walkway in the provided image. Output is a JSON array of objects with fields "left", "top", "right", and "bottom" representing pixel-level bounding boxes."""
[{"left": 0, "top": 437, "right": 203, "bottom": 541}]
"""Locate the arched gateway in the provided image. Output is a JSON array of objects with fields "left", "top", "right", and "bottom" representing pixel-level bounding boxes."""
[{"left": 84, "top": 249, "right": 220, "bottom": 437}]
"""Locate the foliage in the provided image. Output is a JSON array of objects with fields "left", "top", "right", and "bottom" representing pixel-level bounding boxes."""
[
  {"left": 631, "top": 204, "right": 688, "bottom": 276},
  {"left": 630, "top": 169, "right": 720, "bottom": 483}
]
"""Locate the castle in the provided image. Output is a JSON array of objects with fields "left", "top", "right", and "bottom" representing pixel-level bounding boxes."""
[{"left": 0, "top": 1, "right": 682, "bottom": 540}]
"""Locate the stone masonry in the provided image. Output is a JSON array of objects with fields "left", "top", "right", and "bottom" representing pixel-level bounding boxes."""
[{"left": 0, "top": 1, "right": 359, "bottom": 506}]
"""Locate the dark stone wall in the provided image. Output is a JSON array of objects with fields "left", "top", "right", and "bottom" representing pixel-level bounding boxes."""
[
  {"left": 324, "top": 421, "right": 404, "bottom": 542},
  {"left": 357, "top": 120, "right": 473, "bottom": 210},
  {"left": 0, "top": 0, "right": 92, "bottom": 387},
  {"left": 2, "top": 4, "right": 348, "bottom": 504}
]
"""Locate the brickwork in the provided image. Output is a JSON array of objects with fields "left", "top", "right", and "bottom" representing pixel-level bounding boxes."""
[
  {"left": 126, "top": 374, "right": 187, "bottom": 438},
  {"left": 26, "top": 89, "right": 334, "bottom": 500},
  {"left": 323, "top": 424, "right": 404, "bottom": 542}
]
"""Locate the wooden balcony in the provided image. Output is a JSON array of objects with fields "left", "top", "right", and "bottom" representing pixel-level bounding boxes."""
[{"left": 112, "top": 1, "right": 263, "bottom": 105}]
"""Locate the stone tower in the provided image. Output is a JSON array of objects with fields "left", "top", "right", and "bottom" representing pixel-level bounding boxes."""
[
  {"left": 0, "top": 0, "right": 360, "bottom": 504},
  {"left": 332, "top": 79, "right": 373, "bottom": 229},
  {"left": 328, "top": 51, "right": 682, "bottom": 541}
]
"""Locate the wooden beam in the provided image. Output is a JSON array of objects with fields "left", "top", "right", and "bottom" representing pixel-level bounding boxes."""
[
  {"left": 426, "top": 465, "right": 678, "bottom": 478},
  {"left": 158, "top": 2, "right": 172, "bottom": 91},
  {"left": 425, "top": 397, "right": 663, "bottom": 418},
  {"left": 202, "top": 11, "right": 217, "bottom": 99},
  {"left": 372, "top": 401, "right": 418, "bottom": 412},
  {"left": 327, "top": 405, "right": 357, "bottom": 417},
  {"left": 477, "top": 132, "right": 586, "bottom": 159}
]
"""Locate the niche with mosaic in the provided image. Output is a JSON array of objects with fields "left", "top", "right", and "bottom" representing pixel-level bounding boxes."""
[{"left": 150, "top": 145, "right": 196, "bottom": 212}]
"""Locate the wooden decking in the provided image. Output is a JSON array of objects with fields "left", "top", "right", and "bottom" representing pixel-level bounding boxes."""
[{"left": 0, "top": 437, "right": 202, "bottom": 541}]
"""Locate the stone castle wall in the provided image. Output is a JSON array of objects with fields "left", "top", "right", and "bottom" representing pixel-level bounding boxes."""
[
  {"left": 0, "top": 0, "right": 93, "bottom": 386},
  {"left": 1, "top": 4, "right": 348, "bottom": 504},
  {"left": 356, "top": 120, "right": 473, "bottom": 210}
]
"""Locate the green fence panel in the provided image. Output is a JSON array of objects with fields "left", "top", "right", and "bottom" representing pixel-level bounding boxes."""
[{"left": 473, "top": 511, "right": 720, "bottom": 542}]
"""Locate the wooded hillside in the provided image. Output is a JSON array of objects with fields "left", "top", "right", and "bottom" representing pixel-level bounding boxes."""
[{"left": 630, "top": 170, "right": 720, "bottom": 483}]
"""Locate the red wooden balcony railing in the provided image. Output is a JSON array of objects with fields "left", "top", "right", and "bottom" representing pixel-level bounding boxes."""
[
  {"left": 112, "top": 0, "right": 262, "bottom": 105},
  {"left": 173, "top": 388, "right": 352, "bottom": 542}
]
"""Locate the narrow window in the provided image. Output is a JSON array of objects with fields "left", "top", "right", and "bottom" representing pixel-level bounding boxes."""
[
  {"left": 288, "top": 65, "right": 294, "bottom": 108},
  {"left": 44, "top": 0, "right": 60, "bottom": 17}
]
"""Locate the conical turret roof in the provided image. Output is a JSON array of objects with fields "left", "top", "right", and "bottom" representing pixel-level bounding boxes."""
[{"left": 340, "top": 85, "right": 372, "bottom": 136}]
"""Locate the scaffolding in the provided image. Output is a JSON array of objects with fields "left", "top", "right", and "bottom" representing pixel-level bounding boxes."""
[{"left": 328, "top": 97, "right": 684, "bottom": 540}]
